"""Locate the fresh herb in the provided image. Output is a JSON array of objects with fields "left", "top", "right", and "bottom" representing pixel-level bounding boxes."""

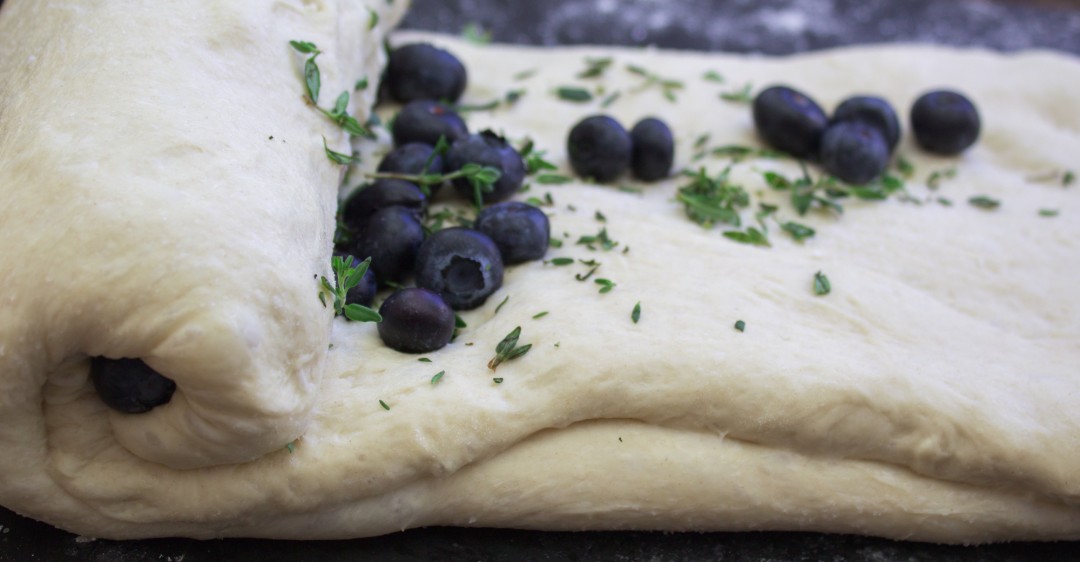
[
  {"left": 594, "top": 278, "right": 616, "bottom": 293},
  {"left": 319, "top": 255, "right": 382, "bottom": 321},
  {"left": 323, "top": 137, "right": 362, "bottom": 166},
  {"left": 285, "top": 442, "right": 296, "bottom": 454},
  {"left": 418, "top": 357, "right": 432, "bottom": 363},
  {"left": 780, "top": 221, "right": 816, "bottom": 242},
  {"left": 968, "top": 195, "right": 1000, "bottom": 210},
  {"left": 431, "top": 371, "right": 445, "bottom": 385},
  {"left": 367, "top": 7, "right": 379, "bottom": 29},
  {"left": 289, "top": 40, "right": 322, "bottom": 104},
  {"left": 494, "top": 294, "right": 510, "bottom": 314},
  {"left": 547, "top": 257, "right": 575, "bottom": 266},
  {"left": 379, "top": 400, "right": 390, "bottom": 411},
  {"left": 723, "top": 227, "right": 770, "bottom": 247},
  {"left": 734, "top": 320, "right": 745, "bottom": 332},
  {"left": 703, "top": 70, "right": 725, "bottom": 83},
  {"left": 625, "top": 64, "right": 683, "bottom": 102},
  {"left": 370, "top": 163, "right": 501, "bottom": 209},
  {"left": 289, "top": 40, "right": 320, "bottom": 54},
  {"left": 488, "top": 326, "right": 532, "bottom": 371},
  {"left": 719, "top": 83, "right": 753, "bottom": 103},
  {"left": 693, "top": 133, "right": 711, "bottom": 149},
  {"left": 600, "top": 91, "right": 621, "bottom": 108},
  {"left": 895, "top": 155, "right": 915, "bottom": 178},
  {"left": 549, "top": 238, "right": 564, "bottom": 248},
  {"left": 492, "top": 377, "right": 504, "bottom": 384},
  {"left": 578, "top": 56, "right": 614, "bottom": 79},
  {"left": 577, "top": 227, "right": 618, "bottom": 250},
  {"left": 813, "top": 271, "right": 831, "bottom": 296},
  {"left": 532, "top": 311, "right": 549, "bottom": 319},
  {"left": 1039, "top": 208, "right": 1059, "bottom": 217},
  {"left": 354, "top": 76, "right": 369, "bottom": 91},
  {"left": 1027, "top": 169, "right": 1076, "bottom": 186},
  {"left": 631, "top": 302, "right": 641, "bottom": 324},
  {"left": 318, "top": 91, "right": 373, "bottom": 138},
  {"left": 1065, "top": 170, "right": 1076, "bottom": 186},
  {"left": 556, "top": 86, "right": 593, "bottom": 102},
  {"left": 937, "top": 197, "right": 953, "bottom": 206},
  {"left": 536, "top": 173, "right": 573, "bottom": 184},
  {"left": 461, "top": 22, "right": 491, "bottom": 44},
  {"left": 595, "top": 210, "right": 607, "bottom": 222},
  {"left": 453, "top": 99, "right": 501, "bottom": 112},
  {"left": 574, "top": 260, "right": 601, "bottom": 281},
  {"left": 926, "top": 167, "right": 956, "bottom": 190},
  {"left": 676, "top": 167, "right": 749, "bottom": 227}
]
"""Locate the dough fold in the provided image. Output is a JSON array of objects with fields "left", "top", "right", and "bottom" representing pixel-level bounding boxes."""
[{"left": 2, "top": 6, "right": 1080, "bottom": 543}]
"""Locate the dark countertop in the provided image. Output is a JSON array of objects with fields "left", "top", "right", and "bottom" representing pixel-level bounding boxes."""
[{"left": 3, "top": 1, "right": 1080, "bottom": 560}]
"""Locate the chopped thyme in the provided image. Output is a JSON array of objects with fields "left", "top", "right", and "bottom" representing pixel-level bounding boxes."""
[
  {"left": 318, "top": 91, "right": 373, "bottom": 138},
  {"left": 723, "top": 227, "right": 770, "bottom": 247},
  {"left": 1065, "top": 170, "right": 1076, "bottom": 186},
  {"left": 461, "top": 22, "right": 491, "bottom": 44},
  {"left": 488, "top": 327, "right": 532, "bottom": 371},
  {"left": 492, "top": 377, "right": 504, "bottom": 384},
  {"left": 926, "top": 167, "right": 956, "bottom": 190},
  {"left": 813, "top": 271, "right": 831, "bottom": 296},
  {"left": 549, "top": 238, "right": 564, "bottom": 248},
  {"left": 576, "top": 227, "right": 618, "bottom": 250},
  {"left": 577, "top": 56, "right": 614, "bottom": 79},
  {"left": 289, "top": 40, "right": 319, "bottom": 54},
  {"left": 453, "top": 99, "right": 501, "bottom": 112},
  {"left": 367, "top": 7, "right": 379, "bottom": 30},
  {"left": 285, "top": 442, "right": 296, "bottom": 454},
  {"left": 370, "top": 163, "right": 501, "bottom": 209},
  {"left": 494, "top": 294, "right": 510, "bottom": 314},
  {"left": 719, "top": 83, "right": 753, "bottom": 103},
  {"left": 1027, "top": 169, "right": 1076, "bottom": 186},
  {"left": 703, "top": 70, "right": 725, "bottom": 83},
  {"left": 780, "top": 221, "right": 816, "bottom": 242},
  {"left": 694, "top": 133, "right": 711, "bottom": 149},
  {"left": 431, "top": 371, "right": 445, "bottom": 385},
  {"left": 677, "top": 167, "right": 749, "bottom": 227},
  {"left": 594, "top": 278, "right": 616, "bottom": 293},
  {"left": 712, "top": 144, "right": 786, "bottom": 162},
  {"left": 547, "top": 257, "right": 574, "bottom": 266},
  {"left": 556, "top": 87, "right": 593, "bottom": 102},
  {"left": 625, "top": 64, "right": 683, "bottom": 101},
  {"left": 895, "top": 155, "right": 915, "bottom": 178},
  {"left": 354, "top": 76, "right": 369, "bottom": 91},
  {"left": 379, "top": 400, "right": 390, "bottom": 411},
  {"left": 968, "top": 195, "right": 1000, "bottom": 210},
  {"left": 536, "top": 173, "right": 573, "bottom": 184},
  {"left": 575, "top": 261, "right": 601, "bottom": 281},
  {"left": 1039, "top": 208, "right": 1059, "bottom": 217},
  {"left": 319, "top": 255, "right": 382, "bottom": 321},
  {"left": 532, "top": 311, "right": 549, "bottom": 319},
  {"left": 600, "top": 91, "right": 621, "bottom": 108},
  {"left": 631, "top": 301, "right": 641, "bottom": 324},
  {"left": 418, "top": 357, "right": 432, "bottom": 362},
  {"left": 734, "top": 320, "right": 746, "bottom": 332},
  {"left": 937, "top": 197, "right": 953, "bottom": 206},
  {"left": 595, "top": 210, "right": 607, "bottom": 222}
]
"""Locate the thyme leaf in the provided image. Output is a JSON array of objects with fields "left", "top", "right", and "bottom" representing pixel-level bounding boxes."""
[
  {"left": 319, "top": 255, "right": 382, "bottom": 322},
  {"left": 488, "top": 327, "right": 532, "bottom": 371},
  {"left": 813, "top": 271, "right": 831, "bottom": 296}
]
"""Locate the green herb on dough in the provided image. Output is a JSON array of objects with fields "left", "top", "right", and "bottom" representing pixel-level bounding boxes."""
[
  {"left": 814, "top": 271, "right": 831, "bottom": 296},
  {"left": 594, "top": 278, "right": 616, "bottom": 293},
  {"left": 319, "top": 255, "right": 382, "bottom": 321},
  {"left": 734, "top": 320, "right": 746, "bottom": 332},
  {"left": 968, "top": 195, "right": 1001, "bottom": 210},
  {"left": 1039, "top": 208, "right": 1060, "bottom": 217},
  {"left": 494, "top": 294, "right": 510, "bottom": 314},
  {"left": 631, "top": 302, "right": 642, "bottom": 324},
  {"left": 488, "top": 326, "right": 532, "bottom": 371},
  {"left": 431, "top": 371, "right": 445, "bottom": 385},
  {"left": 379, "top": 400, "right": 391, "bottom": 411},
  {"left": 556, "top": 86, "right": 593, "bottom": 102}
]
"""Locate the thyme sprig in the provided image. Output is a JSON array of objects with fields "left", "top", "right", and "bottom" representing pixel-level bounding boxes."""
[
  {"left": 625, "top": 64, "right": 684, "bottom": 102},
  {"left": 488, "top": 327, "right": 532, "bottom": 371},
  {"left": 369, "top": 164, "right": 502, "bottom": 210},
  {"left": 319, "top": 255, "right": 382, "bottom": 322}
]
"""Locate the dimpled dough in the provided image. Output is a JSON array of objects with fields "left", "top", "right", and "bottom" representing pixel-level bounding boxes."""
[{"left": 1, "top": 2, "right": 1080, "bottom": 543}]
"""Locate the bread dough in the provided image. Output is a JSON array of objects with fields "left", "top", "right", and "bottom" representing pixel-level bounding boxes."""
[{"left": 2, "top": 1, "right": 1080, "bottom": 543}]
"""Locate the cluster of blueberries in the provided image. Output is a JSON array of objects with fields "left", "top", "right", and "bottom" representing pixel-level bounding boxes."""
[
  {"left": 339, "top": 43, "right": 551, "bottom": 354},
  {"left": 752, "top": 85, "right": 981, "bottom": 184}
]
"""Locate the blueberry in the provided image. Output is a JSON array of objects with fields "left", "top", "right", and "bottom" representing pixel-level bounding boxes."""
[
  {"left": 630, "top": 117, "right": 675, "bottom": 181},
  {"left": 415, "top": 227, "right": 504, "bottom": 310},
  {"left": 352, "top": 206, "right": 425, "bottom": 284},
  {"left": 820, "top": 121, "right": 890, "bottom": 185},
  {"left": 392, "top": 100, "right": 468, "bottom": 147},
  {"left": 444, "top": 131, "right": 526, "bottom": 205},
  {"left": 910, "top": 90, "right": 980, "bottom": 155},
  {"left": 474, "top": 202, "right": 550, "bottom": 264},
  {"left": 832, "top": 95, "right": 901, "bottom": 152},
  {"left": 377, "top": 288, "right": 455, "bottom": 353},
  {"left": 377, "top": 142, "right": 444, "bottom": 178},
  {"left": 333, "top": 253, "right": 378, "bottom": 307},
  {"left": 341, "top": 179, "right": 427, "bottom": 232},
  {"left": 385, "top": 43, "right": 468, "bottom": 104},
  {"left": 567, "top": 115, "right": 632, "bottom": 183},
  {"left": 90, "top": 357, "right": 176, "bottom": 414},
  {"left": 752, "top": 85, "right": 828, "bottom": 159}
]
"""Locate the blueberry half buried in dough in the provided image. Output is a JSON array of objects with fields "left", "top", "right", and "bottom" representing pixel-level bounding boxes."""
[{"left": 90, "top": 357, "right": 176, "bottom": 414}]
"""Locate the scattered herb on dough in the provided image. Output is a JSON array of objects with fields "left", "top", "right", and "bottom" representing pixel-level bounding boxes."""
[
  {"left": 418, "top": 357, "right": 432, "bottom": 363},
  {"left": 780, "top": 221, "right": 816, "bottom": 242},
  {"left": 577, "top": 227, "right": 618, "bottom": 251},
  {"left": 547, "top": 257, "right": 575, "bottom": 266},
  {"left": 354, "top": 76, "right": 369, "bottom": 91},
  {"left": 494, "top": 294, "right": 510, "bottom": 314},
  {"left": 1065, "top": 170, "right": 1076, "bottom": 186},
  {"left": 895, "top": 155, "right": 915, "bottom": 178},
  {"left": 734, "top": 320, "right": 746, "bottom": 332},
  {"left": 677, "top": 167, "right": 749, "bottom": 228},
  {"left": 577, "top": 57, "right": 614, "bottom": 79},
  {"left": 625, "top": 64, "right": 684, "bottom": 102},
  {"left": 367, "top": 7, "right": 379, "bottom": 30},
  {"left": 513, "top": 68, "right": 537, "bottom": 81},
  {"left": 814, "top": 271, "right": 831, "bottom": 296},
  {"left": 492, "top": 377, "right": 504, "bottom": 384},
  {"left": 600, "top": 91, "right": 621, "bottom": 108},
  {"left": 431, "top": 371, "right": 445, "bottom": 385},
  {"left": 322, "top": 137, "right": 362, "bottom": 166},
  {"left": 379, "top": 400, "right": 391, "bottom": 411},
  {"left": 536, "top": 173, "right": 573, "bottom": 185},
  {"left": 1039, "top": 209, "right": 1060, "bottom": 217},
  {"left": 532, "top": 311, "right": 549, "bottom": 319},
  {"left": 595, "top": 278, "right": 616, "bottom": 293},
  {"left": 631, "top": 302, "right": 642, "bottom": 324},
  {"left": 285, "top": 442, "right": 296, "bottom": 454},
  {"left": 595, "top": 210, "right": 607, "bottom": 222},
  {"left": 723, "top": 227, "right": 770, "bottom": 247},
  {"left": 926, "top": 167, "right": 957, "bottom": 190},
  {"left": 556, "top": 86, "right": 593, "bottom": 102},
  {"left": 703, "top": 70, "right": 725, "bottom": 83},
  {"left": 969, "top": 195, "right": 1001, "bottom": 210},
  {"left": 719, "top": 83, "right": 753, "bottom": 103},
  {"left": 488, "top": 327, "right": 532, "bottom": 371}
]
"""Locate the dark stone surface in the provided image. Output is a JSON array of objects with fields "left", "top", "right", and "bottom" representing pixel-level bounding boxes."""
[{"left": 2, "top": 0, "right": 1080, "bottom": 560}]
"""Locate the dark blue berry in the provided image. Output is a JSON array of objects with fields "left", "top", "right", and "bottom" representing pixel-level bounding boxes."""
[
  {"left": 377, "top": 142, "right": 444, "bottom": 177},
  {"left": 334, "top": 253, "right": 378, "bottom": 307},
  {"left": 630, "top": 117, "right": 674, "bottom": 181},
  {"left": 832, "top": 95, "right": 901, "bottom": 152},
  {"left": 392, "top": 100, "right": 468, "bottom": 147},
  {"left": 444, "top": 131, "right": 526, "bottom": 205},
  {"left": 415, "top": 227, "right": 504, "bottom": 310},
  {"left": 474, "top": 202, "right": 550, "bottom": 264},
  {"left": 352, "top": 206, "right": 425, "bottom": 284},
  {"left": 820, "top": 121, "right": 890, "bottom": 185},
  {"left": 910, "top": 90, "right": 980, "bottom": 155},
  {"left": 386, "top": 43, "right": 468, "bottom": 104},
  {"left": 567, "top": 115, "right": 632, "bottom": 183},
  {"left": 341, "top": 179, "right": 427, "bottom": 232},
  {"left": 377, "top": 288, "right": 455, "bottom": 353},
  {"left": 90, "top": 357, "right": 176, "bottom": 414},
  {"left": 752, "top": 85, "right": 828, "bottom": 159}
]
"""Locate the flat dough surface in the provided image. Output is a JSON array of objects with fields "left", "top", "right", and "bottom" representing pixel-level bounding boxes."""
[{"left": 2, "top": 4, "right": 1080, "bottom": 543}]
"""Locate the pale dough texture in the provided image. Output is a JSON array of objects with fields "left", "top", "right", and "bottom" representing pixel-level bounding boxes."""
[{"left": 2, "top": 2, "right": 1080, "bottom": 543}]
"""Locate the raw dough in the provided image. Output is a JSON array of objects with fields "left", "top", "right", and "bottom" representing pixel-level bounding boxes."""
[{"left": 2, "top": 1, "right": 1080, "bottom": 543}]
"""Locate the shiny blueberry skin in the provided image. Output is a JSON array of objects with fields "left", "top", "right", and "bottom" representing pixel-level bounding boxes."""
[
  {"left": 567, "top": 115, "right": 632, "bottom": 183},
  {"left": 90, "top": 357, "right": 176, "bottom": 414},
  {"left": 386, "top": 43, "right": 468, "bottom": 104},
  {"left": 334, "top": 253, "right": 378, "bottom": 307},
  {"left": 377, "top": 288, "right": 455, "bottom": 353},
  {"left": 444, "top": 131, "right": 526, "bottom": 205},
  {"left": 473, "top": 202, "right": 550, "bottom": 264},
  {"left": 352, "top": 206, "right": 425, "bottom": 284},
  {"left": 832, "top": 95, "right": 901, "bottom": 152},
  {"left": 910, "top": 90, "right": 980, "bottom": 155},
  {"left": 415, "top": 227, "right": 504, "bottom": 310},
  {"left": 752, "top": 85, "right": 829, "bottom": 159},
  {"left": 392, "top": 100, "right": 468, "bottom": 147},
  {"left": 820, "top": 121, "right": 890, "bottom": 185},
  {"left": 341, "top": 179, "right": 427, "bottom": 232},
  {"left": 377, "top": 142, "right": 444, "bottom": 178},
  {"left": 630, "top": 117, "right": 675, "bottom": 181}
]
